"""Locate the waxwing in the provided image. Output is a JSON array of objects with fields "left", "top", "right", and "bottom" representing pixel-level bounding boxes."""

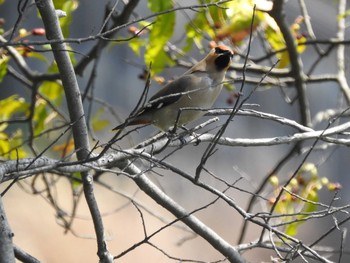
[{"left": 113, "top": 45, "right": 233, "bottom": 131}]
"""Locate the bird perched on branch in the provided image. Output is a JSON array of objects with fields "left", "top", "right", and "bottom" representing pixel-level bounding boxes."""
[{"left": 113, "top": 45, "right": 233, "bottom": 131}]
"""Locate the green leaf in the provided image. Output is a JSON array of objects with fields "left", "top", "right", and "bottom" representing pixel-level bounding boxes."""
[
  {"left": 92, "top": 108, "right": 110, "bottom": 132},
  {"left": 48, "top": 60, "right": 59, "bottom": 73},
  {"left": 0, "top": 130, "right": 27, "bottom": 159},
  {"left": 0, "top": 95, "right": 29, "bottom": 159},
  {"left": 338, "top": 9, "right": 350, "bottom": 19},
  {"left": 304, "top": 190, "right": 318, "bottom": 213},
  {"left": 0, "top": 95, "right": 29, "bottom": 122},
  {"left": 53, "top": 0, "right": 79, "bottom": 37},
  {"left": 145, "top": 0, "right": 175, "bottom": 73},
  {"left": 128, "top": 38, "right": 146, "bottom": 56},
  {"left": 147, "top": 0, "right": 172, "bottom": 13},
  {"left": 216, "top": 0, "right": 263, "bottom": 44},
  {"left": 7, "top": 130, "right": 27, "bottom": 159},
  {"left": 184, "top": 11, "right": 213, "bottom": 52},
  {"left": 0, "top": 55, "right": 9, "bottom": 83},
  {"left": 0, "top": 133, "right": 10, "bottom": 156},
  {"left": 71, "top": 171, "right": 82, "bottom": 189},
  {"left": 265, "top": 26, "right": 288, "bottom": 67},
  {"left": 39, "top": 81, "right": 64, "bottom": 105},
  {"left": 33, "top": 100, "right": 48, "bottom": 136},
  {"left": 149, "top": 49, "right": 175, "bottom": 73},
  {"left": 224, "top": 82, "right": 235, "bottom": 92},
  {"left": 285, "top": 221, "right": 299, "bottom": 236},
  {"left": 26, "top": 51, "right": 48, "bottom": 62}
]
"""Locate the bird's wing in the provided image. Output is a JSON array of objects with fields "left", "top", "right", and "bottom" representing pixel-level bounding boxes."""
[
  {"left": 141, "top": 74, "right": 200, "bottom": 112},
  {"left": 113, "top": 74, "right": 204, "bottom": 130}
]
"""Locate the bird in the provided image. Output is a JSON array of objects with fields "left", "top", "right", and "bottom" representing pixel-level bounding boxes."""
[{"left": 113, "top": 45, "right": 233, "bottom": 131}]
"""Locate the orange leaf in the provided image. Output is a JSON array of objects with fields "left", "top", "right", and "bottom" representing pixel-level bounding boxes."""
[{"left": 52, "top": 139, "right": 75, "bottom": 158}]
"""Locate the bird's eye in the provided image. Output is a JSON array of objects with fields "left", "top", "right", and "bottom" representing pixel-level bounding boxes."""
[
  {"left": 215, "top": 47, "right": 226, "bottom": 54},
  {"left": 214, "top": 47, "right": 233, "bottom": 58}
]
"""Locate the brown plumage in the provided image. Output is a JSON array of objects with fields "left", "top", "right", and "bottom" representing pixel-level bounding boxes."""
[{"left": 113, "top": 45, "right": 233, "bottom": 131}]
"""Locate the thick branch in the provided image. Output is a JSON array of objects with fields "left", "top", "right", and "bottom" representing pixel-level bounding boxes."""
[
  {"left": 0, "top": 196, "right": 15, "bottom": 263},
  {"left": 1, "top": 127, "right": 348, "bottom": 185},
  {"left": 14, "top": 245, "right": 40, "bottom": 263},
  {"left": 34, "top": 1, "right": 111, "bottom": 262},
  {"left": 269, "top": 0, "right": 311, "bottom": 127},
  {"left": 336, "top": 0, "right": 350, "bottom": 104},
  {"left": 1, "top": 108, "right": 350, "bottom": 183},
  {"left": 119, "top": 160, "right": 247, "bottom": 263}
]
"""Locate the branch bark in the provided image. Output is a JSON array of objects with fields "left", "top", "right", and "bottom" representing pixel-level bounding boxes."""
[
  {"left": 336, "top": 0, "right": 350, "bottom": 104},
  {"left": 269, "top": 0, "right": 311, "bottom": 127},
  {"left": 119, "top": 160, "right": 248, "bottom": 263},
  {"left": 34, "top": 0, "right": 112, "bottom": 262},
  {"left": 14, "top": 245, "right": 40, "bottom": 263},
  {"left": 0, "top": 196, "right": 15, "bottom": 263}
]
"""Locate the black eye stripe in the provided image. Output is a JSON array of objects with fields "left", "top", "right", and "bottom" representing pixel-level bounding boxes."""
[
  {"left": 215, "top": 47, "right": 224, "bottom": 54},
  {"left": 214, "top": 54, "right": 231, "bottom": 70},
  {"left": 215, "top": 47, "right": 227, "bottom": 54}
]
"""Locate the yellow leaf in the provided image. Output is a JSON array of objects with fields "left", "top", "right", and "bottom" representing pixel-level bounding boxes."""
[
  {"left": 0, "top": 133, "right": 10, "bottom": 156},
  {"left": 216, "top": 0, "right": 263, "bottom": 44},
  {"left": 0, "top": 130, "right": 27, "bottom": 159},
  {"left": 39, "top": 81, "right": 63, "bottom": 104},
  {"left": 52, "top": 139, "right": 75, "bottom": 158},
  {"left": 145, "top": 0, "right": 175, "bottom": 73},
  {"left": 0, "top": 95, "right": 29, "bottom": 121},
  {"left": 92, "top": 108, "right": 110, "bottom": 132}
]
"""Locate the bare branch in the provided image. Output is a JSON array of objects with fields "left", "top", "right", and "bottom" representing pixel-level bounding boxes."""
[
  {"left": 336, "top": 0, "right": 350, "bottom": 104},
  {"left": 269, "top": 0, "right": 311, "bottom": 127},
  {"left": 34, "top": 0, "right": 112, "bottom": 261}
]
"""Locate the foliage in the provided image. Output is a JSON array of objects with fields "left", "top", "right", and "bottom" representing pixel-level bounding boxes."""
[
  {"left": 0, "top": 0, "right": 349, "bottom": 262},
  {"left": 0, "top": 95, "right": 28, "bottom": 159},
  {"left": 0, "top": 0, "right": 308, "bottom": 158},
  {"left": 269, "top": 163, "right": 340, "bottom": 236}
]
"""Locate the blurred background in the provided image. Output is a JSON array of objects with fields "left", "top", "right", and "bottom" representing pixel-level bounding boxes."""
[{"left": 1, "top": 0, "right": 350, "bottom": 262}]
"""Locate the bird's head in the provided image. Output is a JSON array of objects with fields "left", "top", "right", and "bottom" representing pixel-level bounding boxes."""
[
  {"left": 190, "top": 45, "right": 233, "bottom": 74},
  {"left": 210, "top": 45, "right": 234, "bottom": 71}
]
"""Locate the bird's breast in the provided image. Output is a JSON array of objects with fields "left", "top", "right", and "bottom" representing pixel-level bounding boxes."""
[
  {"left": 177, "top": 76, "right": 222, "bottom": 109},
  {"left": 201, "top": 76, "right": 214, "bottom": 89}
]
